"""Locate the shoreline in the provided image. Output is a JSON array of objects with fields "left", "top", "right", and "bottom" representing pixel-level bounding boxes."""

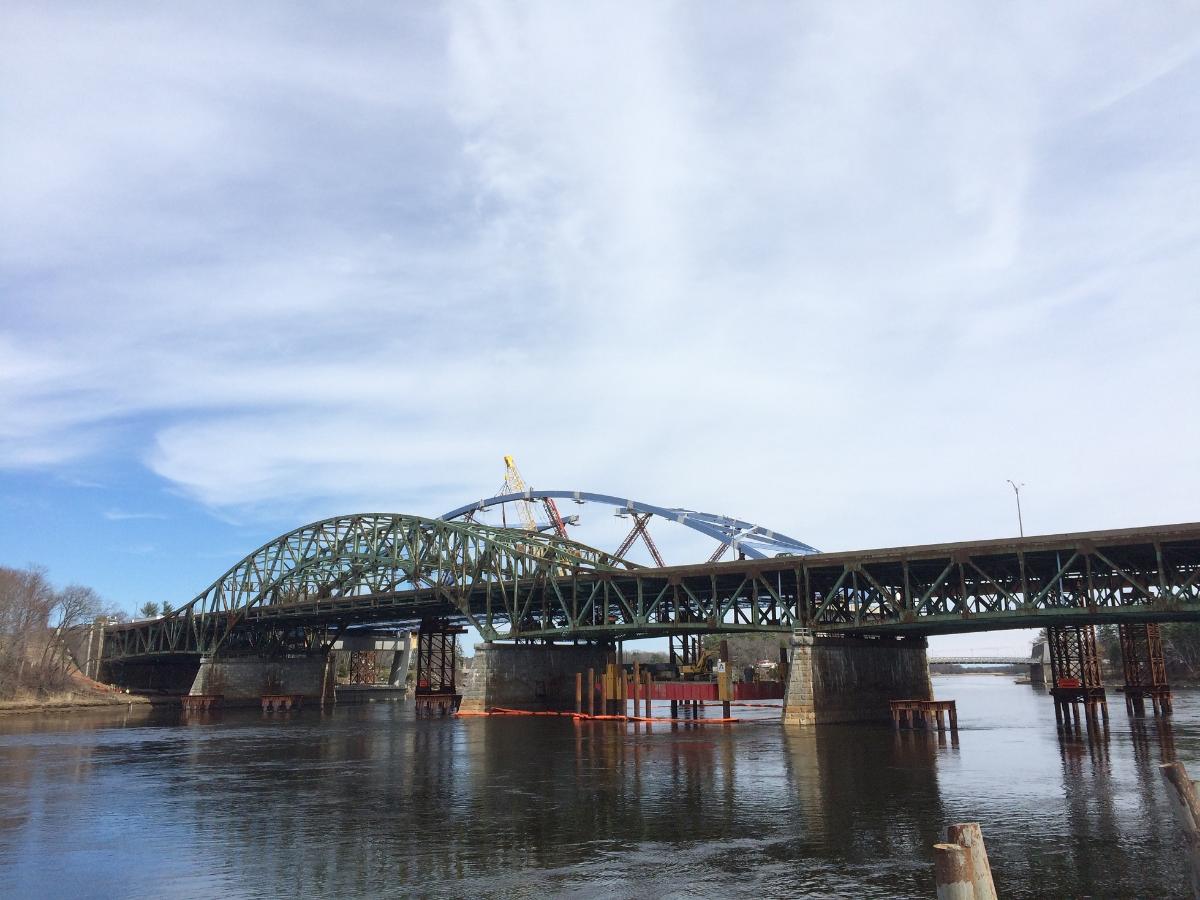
[{"left": 0, "top": 691, "right": 162, "bottom": 716}]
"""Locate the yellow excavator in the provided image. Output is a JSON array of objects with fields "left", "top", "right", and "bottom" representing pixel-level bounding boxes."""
[{"left": 678, "top": 647, "right": 720, "bottom": 680}]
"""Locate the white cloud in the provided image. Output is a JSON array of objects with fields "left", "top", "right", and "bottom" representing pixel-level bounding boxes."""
[
  {"left": 103, "top": 509, "right": 167, "bottom": 521},
  {"left": 1, "top": 0, "right": 1197, "bottom": 609}
]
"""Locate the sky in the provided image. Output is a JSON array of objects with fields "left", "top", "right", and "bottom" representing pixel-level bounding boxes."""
[{"left": 2, "top": 3, "right": 1198, "bottom": 657}]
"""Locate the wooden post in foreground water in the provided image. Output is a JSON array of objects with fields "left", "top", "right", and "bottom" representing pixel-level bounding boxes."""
[
  {"left": 575, "top": 672, "right": 582, "bottom": 715},
  {"left": 933, "top": 843, "right": 973, "bottom": 900},
  {"left": 934, "top": 823, "right": 997, "bottom": 900},
  {"left": 945, "top": 823, "right": 996, "bottom": 900},
  {"left": 1160, "top": 761, "right": 1200, "bottom": 897},
  {"left": 587, "top": 668, "right": 595, "bottom": 717}
]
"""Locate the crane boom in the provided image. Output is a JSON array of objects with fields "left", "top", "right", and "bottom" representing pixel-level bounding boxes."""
[
  {"left": 500, "top": 455, "right": 570, "bottom": 538},
  {"left": 541, "top": 498, "right": 569, "bottom": 539},
  {"left": 501, "top": 455, "right": 540, "bottom": 532}
]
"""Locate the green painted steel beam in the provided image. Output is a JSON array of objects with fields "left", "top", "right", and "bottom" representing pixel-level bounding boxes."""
[{"left": 94, "top": 518, "right": 1200, "bottom": 661}]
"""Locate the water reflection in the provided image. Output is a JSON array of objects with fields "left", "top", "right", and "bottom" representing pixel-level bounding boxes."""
[{"left": 0, "top": 678, "right": 1193, "bottom": 898}]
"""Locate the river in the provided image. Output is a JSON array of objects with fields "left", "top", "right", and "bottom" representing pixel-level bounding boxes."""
[{"left": 0, "top": 675, "right": 1190, "bottom": 898}]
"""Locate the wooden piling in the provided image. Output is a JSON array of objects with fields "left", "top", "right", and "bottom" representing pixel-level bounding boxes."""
[
  {"left": 719, "top": 639, "right": 731, "bottom": 719},
  {"left": 1160, "top": 761, "right": 1200, "bottom": 896},
  {"left": 632, "top": 661, "right": 641, "bottom": 718},
  {"left": 604, "top": 663, "right": 612, "bottom": 716},
  {"left": 607, "top": 661, "right": 618, "bottom": 716},
  {"left": 944, "top": 823, "right": 997, "bottom": 900},
  {"left": 575, "top": 672, "right": 582, "bottom": 715},
  {"left": 587, "top": 667, "right": 595, "bottom": 717},
  {"left": 643, "top": 670, "right": 652, "bottom": 718},
  {"left": 933, "top": 843, "right": 974, "bottom": 900}
]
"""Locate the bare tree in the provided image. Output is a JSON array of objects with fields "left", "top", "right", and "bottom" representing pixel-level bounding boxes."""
[
  {"left": 1163, "top": 623, "right": 1200, "bottom": 678},
  {"left": 0, "top": 566, "right": 54, "bottom": 695},
  {"left": 39, "top": 585, "right": 105, "bottom": 679},
  {"left": 0, "top": 566, "right": 119, "bottom": 698}
]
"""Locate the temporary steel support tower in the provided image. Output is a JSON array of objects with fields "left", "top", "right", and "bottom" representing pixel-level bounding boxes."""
[
  {"left": 414, "top": 620, "right": 464, "bottom": 716},
  {"left": 1047, "top": 624, "right": 1108, "bottom": 729},
  {"left": 1119, "top": 622, "right": 1172, "bottom": 716}
]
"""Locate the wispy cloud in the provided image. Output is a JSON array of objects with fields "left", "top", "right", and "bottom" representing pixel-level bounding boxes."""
[
  {"left": 0, "top": 2, "right": 1197, "bottom": 557},
  {"left": 104, "top": 509, "right": 167, "bottom": 522}
]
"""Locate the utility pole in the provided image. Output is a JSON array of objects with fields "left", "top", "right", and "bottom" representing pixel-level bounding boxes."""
[{"left": 1006, "top": 479, "right": 1025, "bottom": 538}]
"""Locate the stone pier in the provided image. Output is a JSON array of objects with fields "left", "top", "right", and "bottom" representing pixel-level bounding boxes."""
[
  {"left": 460, "top": 642, "right": 609, "bottom": 713},
  {"left": 783, "top": 633, "right": 932, "bottom": 725},
  {"left": 189, "top": 654, "right": 329, "bottom": 705}
]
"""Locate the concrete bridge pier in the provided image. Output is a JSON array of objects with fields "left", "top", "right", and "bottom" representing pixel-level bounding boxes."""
[
  {"left": 1029, "top": 640, "right": 1050, "bottom": 685},
  {"left": 784, "top": 632, "right": 932, "bottom": 725},
  {"left": 389, "top": 631, "right": 416, "bottom": 688},
  {"left": 460, "top": 642, "right": 610, "bottom": 713},
  {"left": 189, "top": 653, "right": 329, "bottom": 706}
]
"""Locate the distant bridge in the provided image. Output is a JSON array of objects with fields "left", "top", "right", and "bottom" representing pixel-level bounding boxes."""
[
  {"left": 98, "top": 518, "right": 1200, "bottom": 662},
  {"left": 929, "top": 657, "right": 1028, "bottom": 666}
]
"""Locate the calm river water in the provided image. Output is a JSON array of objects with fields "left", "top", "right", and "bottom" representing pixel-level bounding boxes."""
[{"left": 0, "top": 675, "right": 1192, "bottom": 898}]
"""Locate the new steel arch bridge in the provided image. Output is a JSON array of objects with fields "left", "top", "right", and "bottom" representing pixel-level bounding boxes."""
[
  {"left": 100, "top": 517, "right": 1200, "bottom": 662},
  {"left": 440, "top": 490, "right": 820, "bottom": 561}
]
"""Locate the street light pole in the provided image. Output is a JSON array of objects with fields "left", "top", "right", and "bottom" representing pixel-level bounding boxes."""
[{"left": 1006, "top": 479, "right": 1025, "bottom": 538}]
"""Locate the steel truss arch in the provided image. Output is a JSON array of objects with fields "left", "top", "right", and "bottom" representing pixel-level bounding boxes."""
[
  {"left": 102, "top": 513, "right": 634, "bottom": 659},
  {"left": 440, "top": 490, "right": 819, "bottom": 560}
]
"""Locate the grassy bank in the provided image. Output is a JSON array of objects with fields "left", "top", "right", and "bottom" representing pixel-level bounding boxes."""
[
  {"left": 0, "top": 667, "right": 163, "bottom": 716},
  {"left": 0, "top": 689, "right": 154, "bottom": 714}
]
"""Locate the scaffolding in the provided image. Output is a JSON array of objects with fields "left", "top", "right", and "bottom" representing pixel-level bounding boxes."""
[
  {"left": 414, "top": 620, "right": 464, "bottom": 715},
  {"left": 347, "top": 650, "right": 380, "bottom": 685},
  {"left": 1119, "top": 622, "right": 1172, "bottom": 716},
  {"left": 1047, "top": 624, "right": 1108, "bottom": 730}
]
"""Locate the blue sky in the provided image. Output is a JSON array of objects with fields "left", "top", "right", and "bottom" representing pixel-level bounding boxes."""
[{"left": 2, "top": 3, "right": 1198, "bottom": 656}]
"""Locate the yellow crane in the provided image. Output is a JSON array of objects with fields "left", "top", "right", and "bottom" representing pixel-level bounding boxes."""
[{"left": 501, "top": 455, "right": 568, "bottom": 538}]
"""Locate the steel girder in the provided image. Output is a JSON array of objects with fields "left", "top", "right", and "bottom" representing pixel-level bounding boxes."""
[
  {"left": 440, "top": 490, "right": 819, "bottom": 559},
  {"left": 100, "top": 520, "right": 1200, "bottom": 659},
  {"left": 212, "top": 521, "right": 1200, "bottom": 642},
  {"left": 100, "top": 513, "right": 634, "bottom": 660}
]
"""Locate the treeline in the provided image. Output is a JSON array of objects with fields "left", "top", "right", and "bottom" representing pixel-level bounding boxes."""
[
  {"left": 0, "top": 565, "right": 122, "bottom": 699},
  {"left": 622, "top": 635, "right": 788, "bottom": 671},
  {"left": 702, "top": 633, "right": 788, "bottom": 671},
  {"left": 1095, "top": 623, "right": 1200, "bottom": 680}
]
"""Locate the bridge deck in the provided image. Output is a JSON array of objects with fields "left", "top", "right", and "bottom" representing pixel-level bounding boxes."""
[{"left": 102, "top": 521, "right": 1200, "bottom": 659}]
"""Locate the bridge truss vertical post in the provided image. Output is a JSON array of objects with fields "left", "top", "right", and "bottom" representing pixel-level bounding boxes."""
[
  {"left": 1119, "top": 623, "right": 1172, "bottom": 716},
  {"left": 414, "top": 620, "right": 465, "bottom": 716},
  {"left": 1047, "top": 624, "right": 1108, "bottom": 731}
]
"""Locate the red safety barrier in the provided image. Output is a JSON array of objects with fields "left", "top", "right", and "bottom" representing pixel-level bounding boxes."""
[
  {"left": 734, "top": 681, "right": 785, "bottom": 701},
  {"left": 636, "top": 680, "right": 785, "bottom": 701},
  {"left": 454, "top": 706, "right": 745, "bottom": 725},
  {"left": 647, "top": 682, "right": 719, "bottom": 701}
]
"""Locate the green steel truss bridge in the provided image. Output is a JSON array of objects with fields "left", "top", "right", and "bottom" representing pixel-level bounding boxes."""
[{"left": 101, "top": 517, "right": 1200, "bottom": 661}]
